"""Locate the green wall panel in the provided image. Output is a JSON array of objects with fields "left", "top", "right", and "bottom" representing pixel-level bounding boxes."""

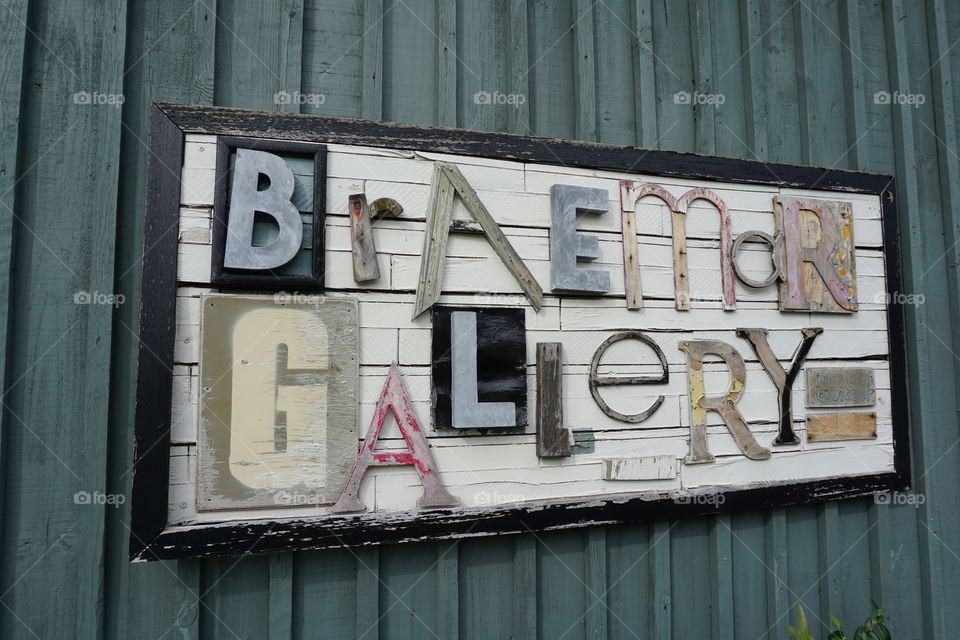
[{"left": 0, "top": 1, "right": 957, "bottom": 638}]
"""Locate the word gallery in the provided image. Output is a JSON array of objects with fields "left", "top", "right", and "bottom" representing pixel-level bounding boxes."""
[{"left": 134, "top": 108, "right": 904, "bottom": 558}]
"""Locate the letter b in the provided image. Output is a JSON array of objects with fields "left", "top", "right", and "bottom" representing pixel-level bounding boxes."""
[{"left": 224, "top": 149, "right": 303, "bottom": 270}]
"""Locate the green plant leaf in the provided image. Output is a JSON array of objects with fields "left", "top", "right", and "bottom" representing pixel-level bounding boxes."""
[{"left": 787, "top": 603, "right": 815, "bottom": 640}]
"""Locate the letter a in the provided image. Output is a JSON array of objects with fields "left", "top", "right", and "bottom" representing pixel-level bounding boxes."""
[{"left": 330, "top": 362, "right": 458, "bottom": 513}]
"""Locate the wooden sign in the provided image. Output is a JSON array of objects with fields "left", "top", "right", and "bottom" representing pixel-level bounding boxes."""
[{"left": 130, "top": 104, "right": 908, "bottom": 561}]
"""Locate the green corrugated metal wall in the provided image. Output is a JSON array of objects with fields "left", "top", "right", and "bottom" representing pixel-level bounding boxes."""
[{"left": 0, "top": 0, "right": 957, "bottom": 638}]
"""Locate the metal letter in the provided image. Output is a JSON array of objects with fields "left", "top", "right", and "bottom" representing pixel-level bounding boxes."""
[
  {"left": 536, "top": 342, "right": 569, "bottom": 457},
  {"left": 731, "top": 231, "right": 785, "bottom": 288},
  {"left": 680, "top": 340, "right": 771, "bottom": 464},
  {"left": 451, "top": 311, "right": 516, "bottom": 428},
  {"left": 737, "top": 327, "right": 823, "bottom": 445},
  {"left": 223, "top": 149, "right": 304, "bottom": 270},
  {"left": 550, "top": 184, "right": 611, "bottom": 293},
  {"left": 330, "top": 362, "right": 458, "bottom": 513},
  {"left": 589, "top": 331, "right": 668, "bottom": 423}
]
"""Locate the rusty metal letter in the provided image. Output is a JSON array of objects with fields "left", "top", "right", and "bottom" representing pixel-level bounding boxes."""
[
  {"left": 737, "top": 327, "right": 823, "bottom": 445},
  {"left": 589, "top": 331, "right": 668, "bottom": 423},
  {"left": 680, "top": 340, "right": 770, "bottom": 464},
  {"left": 330, "top": 362, "right": 458, "bottom": 513}
]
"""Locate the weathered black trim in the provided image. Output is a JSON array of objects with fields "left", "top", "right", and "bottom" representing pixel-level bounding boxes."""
[
  {"left": 158, "top": 103, "right": 892, "bottom": 193},
  {"left": 880, "top": 179, "right": 912, "bottom": 488},
  {"left": 210, "top": 136, "right": 327, "bottom": 289},
  {"left": 138, "top": 470, "right": 905, "bottom": 560},
  {"left": 130, "top": 106, "right": 183, "bottom": 561},
  {"left": 131, "top": 102, "right": 911, "bottom": 562}
]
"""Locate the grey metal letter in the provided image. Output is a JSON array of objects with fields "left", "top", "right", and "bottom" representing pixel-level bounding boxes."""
[
  {"left": 550, "top": 184, "right": 611, "bottom": 293},
  {"left": 451, "top": 311, "right": 516, "bottom": 428},
  {"left": 224, "top": 149, "right": 304, "bottom": 270}
]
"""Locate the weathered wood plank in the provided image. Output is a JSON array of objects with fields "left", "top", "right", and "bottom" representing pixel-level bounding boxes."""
[
  {"left": 585, "top": 528, "right": 608, "bottom": 639},
  {"left": 601, "top": 456, "right": 676, "bottom": 481},
  {"left": 513, "top": 535, "right": 538, "bottom": 638},
  {"left": 807, "top": 412, "right": 877, "bottom": 441},
  {"left": 621, "top": 209, "right": 643, "bottom": 308},
  {"left": 349, "top": 193, "right": 381, "bottom": 282},
  {"left": 0, "top": 1, "right": 127, "bottom": 638},
  {"left": 650, "top": 521, "right": 672, "bottom": 640},
  {"left": 0, "top": 0, "right": 28, "bottom": 593},
  {"left": 422, "top": 163, "right": 543, "bottom": 312},
  {"left": 710, "top": 515, "right": 735, "bottom": 639},
  {"left": 508, "top": 0, "right": 530, "bottom": 135},
  {"left": 436, "top": 0, "right": 456, "bottom": 128},
  {"left": 412, "top": 164, "right": 455, "bottom": 317},
  {"left": 536, "top": 342, "right": 569, "bottom": 457},
  {"left": 104, "top": 1, "right": 216, "bottom": 637},
  {"left": 355, "top": 547, "right": 380, "bottom": 640},
  {"left": 573, "top": 0, "right": 597, "bottom": 142},
  {"left": 883, "top": 1, "right": 943, "bottom": 636},
  {"left": 631, "top": 0, "right": 658, "bottom": 148},
  {"left": 437, "top": 541, "right": 459, "bottom": 640},
  {"left": 361, "top": 0, "right": 383, "bottom": 121},
  {"left": 269, "top": 553, "right": 294, "bottom": 640},
  {"left": 278, "top": 0, "right": 304, "bottom": 114},
  {"left": 764, "top": 508, "right": 789, "bottom": 638}
]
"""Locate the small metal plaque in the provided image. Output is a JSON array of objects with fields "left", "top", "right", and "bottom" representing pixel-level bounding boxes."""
[{"left": 806, "top": 368, "right": 876, "bottom": 408}]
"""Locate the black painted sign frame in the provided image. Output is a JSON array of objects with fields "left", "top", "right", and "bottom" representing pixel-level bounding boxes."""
[{"left": 130, "top": 102, "right": 910, "bottom": 561}]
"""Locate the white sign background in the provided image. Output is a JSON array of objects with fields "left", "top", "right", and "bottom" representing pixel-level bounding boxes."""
[{"left": 167, "top": 134, "right": 892, "bottom": 527}]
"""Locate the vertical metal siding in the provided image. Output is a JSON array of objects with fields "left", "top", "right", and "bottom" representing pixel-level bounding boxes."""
[{"left": 0, "top": 1, "right": 956, "bottom": 638}]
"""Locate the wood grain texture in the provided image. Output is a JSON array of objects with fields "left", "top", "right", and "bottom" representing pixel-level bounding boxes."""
[
  {"left": 807, "top": 412, "right": 878, "bottom": 442},
  {"left": 0, "top": 2, "right": 127, "bottom": 638},
  {"left": 0, "top": 0, "right": 27, "bottom": 591},
  {"left": 536, "top": 342, "right": 569, "bottom": 458}
]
